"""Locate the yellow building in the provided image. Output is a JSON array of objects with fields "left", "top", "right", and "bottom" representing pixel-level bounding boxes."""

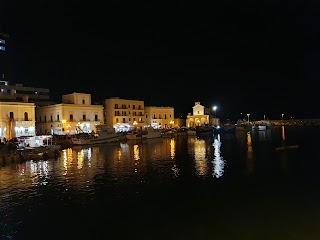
[
  {"left": 36, "top": 92, "right": 104, "bottom": 135},
  {"left": 186, "top": 102, "right": 211, "bottom": 127},
  {"left": 105, "top": 97, "right": 145, "bottom": 132},
  {"left": 145, "top": 106, "right": 174, "bottom": 129},
  {"left": 0, "top": 102, "right": 35, "bottom": 139}
]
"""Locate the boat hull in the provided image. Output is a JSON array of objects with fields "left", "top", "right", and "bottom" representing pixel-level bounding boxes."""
[{"left": 71, "top": 135, "right": 119, "bottom": 145}]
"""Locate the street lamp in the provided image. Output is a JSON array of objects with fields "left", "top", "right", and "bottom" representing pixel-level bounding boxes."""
[
  {"left": 133, "top": 120, "right": 138, "bottom": 129},
  {"left": 247, "top": 114, "right": 250, "bottom": 123},
  {"left": 213, "top": 106, "right": 217, "bottom": 118},
  {"left": 282, "top": 114, "right": 284, "bottom": 124}
]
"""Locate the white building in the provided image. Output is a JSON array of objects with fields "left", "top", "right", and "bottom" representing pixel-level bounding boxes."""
[
  {"left": 186, "top": 101, "right": 214, "bottom": 127},
  {"left": 0, "top": 102, "right": 36, "bottom": 139},
  {"left": 36, "top": 92, "right": 104, "bottom": 135}
]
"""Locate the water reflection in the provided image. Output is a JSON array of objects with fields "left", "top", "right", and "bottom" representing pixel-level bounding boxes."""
[
  {"left": 246, "top": 131, "right": 254, "bottom": 174},
  {"left": 212, "top": 134, "right": 224, "bottom": 178},
  {"left": 282, "top": 125, "right": 286, "bottom": 141},
  {"left": 193, "top": 138, "right": 209, "bottom": 176}
]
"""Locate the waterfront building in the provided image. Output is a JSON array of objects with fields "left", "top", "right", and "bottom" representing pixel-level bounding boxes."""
[
  {"left": 36, "top": 92, "right": 104, "bottom": 135},
  {"left": 0, "top": 33, "right": 11, "bottom": 82},
  {"left": 0, "top": 101, "right": 36, "bottom": 139},
  {"left": 144, "top": 106, "right": 174, "bottom": 129},
  {"left": 186, "top": 101, "right": 212, "bottom": 127},
  {"left": 0, "top": 81, "right": 51, "bottom": 105},
  {"left": 105, "top": 97, "right": 145, "bottom": 132}
]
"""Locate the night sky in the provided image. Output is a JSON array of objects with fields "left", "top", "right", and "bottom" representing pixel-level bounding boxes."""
[{"left": 1, "top": 0, "right": 320, "bottom": 120}]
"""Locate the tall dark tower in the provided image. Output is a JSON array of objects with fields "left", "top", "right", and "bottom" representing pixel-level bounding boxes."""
[{"left": 0, "top": 33, "right": 10, "bottom": 82}]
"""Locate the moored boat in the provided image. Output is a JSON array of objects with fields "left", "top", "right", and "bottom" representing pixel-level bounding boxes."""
[
  {"left": 195, "top": 124, "right": 214, "bottom": 138},
  {"left": 141, "top": 127, "right": 162, "bottom": 139},
  {"left": 125, "top": 131, "right": 143, "bottom": 140},
  {"left": 71, "top": 125, "right": 119, "bottom": 145}
]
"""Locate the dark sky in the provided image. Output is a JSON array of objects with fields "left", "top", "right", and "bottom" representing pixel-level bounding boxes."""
[{"left": 1, "top": 0, "right": 320, "bottom": 119}]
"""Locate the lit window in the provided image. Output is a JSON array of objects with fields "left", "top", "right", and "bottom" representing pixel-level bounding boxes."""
[
  {"left": 0, "top": 46, "right": 5, "bottom": 51},
  {"left": 0, "top": 39, "right": 5, "bottom": 44}
]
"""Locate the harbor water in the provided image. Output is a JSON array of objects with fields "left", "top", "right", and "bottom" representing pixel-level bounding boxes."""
[{"left": 1, "top": 126, "right": 320, "bottom": 240}]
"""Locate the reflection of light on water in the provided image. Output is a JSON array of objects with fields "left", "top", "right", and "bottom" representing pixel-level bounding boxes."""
[
  {"left": 247, "top": 131, "right": 254, "bottom": 174},
  {"left": 62, "top": 148, "right": 74, "bottom": 172},
  {"left": 77, "top": 151, "right": 84, "bottom": 169},
  {"left": 171, "top": 164, "right": 180, "bottom": 177},
  {"left": 133, "top": 144, "right": 140, "bottom": 161},
  {"left": 170, "top": 138, "right": 175, "bottom": 159},
  {"left": 212, "top": 134, "right": 224, "bottom": 178},
  {"left": 282, "top": 126, "right": 286, "bottom": 141},
  {"left": 194, "top": 138, "right": 208, "bottom": 176},
  {"left": 119, "top": 142, "right": 131, "bottom": 162},
  {"left": 28, "top": 160, "right": 50, "bottom": 186},
  {"left": 134, "top": 144, "right": 140, "bottom": 173}
]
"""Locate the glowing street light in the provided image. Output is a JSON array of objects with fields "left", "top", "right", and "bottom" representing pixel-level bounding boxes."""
[
  {"left": 213, "top": 106, "right": 217, "bottom": 118},
  {"left": 247, "top": 113, "right": 250, "bottom": 123},
  {"left": 133, "top": 120, "right": 138, "bottom": 128}
]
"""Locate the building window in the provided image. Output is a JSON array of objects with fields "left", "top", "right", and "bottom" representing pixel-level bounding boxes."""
[
  {"left": 23, "top": 112, "right": 28, "bottom": 121},
  {"left": 57, "top": 115, "right": 60, "bottom": 121},
  {"left": 153, "top": 114, "right": 156, "bottom": 119},
  {"left": 95, "top": 114, "right": 98, "bottom": 121},
  {"left": 116, "top": 118, "right": 118, "bottom": 123},
  {"left": 0, "top": 39, "right": 5, "bottom": 44},
  {"left": 122, "top": 118, "right": 125, "bottom": 123},
  {"left": 82, "top": 99, "right": 85, "bottom": 104},
  {"left": 9, "top": 112, "right": 14, "bottom": 120},
  {"left": 83, "top": 115, "right": 86, "bottom": 120},
  {"left": 0, "top": 46, "right": 5, "bottom": 51},
  {"left": 50, "top": 115, "right": 53, "bottom": 122},
  {"left": 70, "top": 114, "right": 73, "bottom": 121},
  {"left": 146, "top": 114, "right": 148, "bottom": 118},
  {"left": 44, "top": 116, "right": 47, "bottom": 122},
  {"left": 115, "top": 104, "right": 118, "bottom": 109},
  {"left": 133, "top": 105, "right": 136, "bottom": 109}
]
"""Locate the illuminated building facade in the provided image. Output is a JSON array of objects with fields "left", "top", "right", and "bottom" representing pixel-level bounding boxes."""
[
  {"left": 186, "top": 102, "right": 211, "bottom": 127},
  {"left": 105, "top": 97, "right": 145, "bottom": 132},
  {"left": 0, "top": 102, "right": 36, "bottom": 139},
  {"left": 0, "top": 33, "right": 10, "bottom": 82},
  {"left": 144, "top": 106, "right": 174, "bottom": 129},
  {"left": 36, "top": 92, "right": 104, "bottom": 135}
]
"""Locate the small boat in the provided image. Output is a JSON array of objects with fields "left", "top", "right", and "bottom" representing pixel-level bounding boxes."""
[
  {"left": 125, "top": 131, "right": 143, "bottom": 140},
  {"left": 213, "top": 124, "right": 236, "bottom": 134},
  {"left": 195, "top": 125, "right": 214, "bottom": 138},
  {"left": 175, "top": 127, "right": 188, "bottom": 136},
  {"left": 187, "top": 128, "right": 197, "bottom": 136},
  {"left": 161, "top": 129, "right": 177, "bottom": 138},
  {"left": 71, "top": 125, "right": 119, "bottom": 145},
  {"left": 141, "top": 127, "right": 162, "bottom": 139}
]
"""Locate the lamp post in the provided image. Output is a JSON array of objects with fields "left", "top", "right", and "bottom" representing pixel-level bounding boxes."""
[
  {"left": 169, "top": 120, "right": 174, "bottom": 128},
  {"left": 282, "top": 114, "right": 284, "bottom": 124},
  {"left": 213, "top": 106, "right": 217, "bottom": 119},
  {"left": 133, "top": 120, "right": 138, "bottom": 129},
  {"left": 247, "top": 114, "right": 250, "bottom": 123}
]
